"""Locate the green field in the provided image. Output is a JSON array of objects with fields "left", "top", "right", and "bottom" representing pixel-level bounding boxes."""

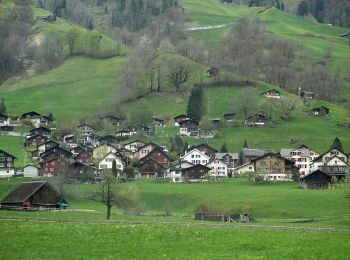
[{"left": 0, "top": 220, "right": 349, "bottom": 259}]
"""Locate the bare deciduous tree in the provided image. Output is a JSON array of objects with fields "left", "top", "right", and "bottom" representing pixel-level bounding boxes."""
[
  {"left": 232, "top": 88, "right": 258, "bottom": 118},
  {"left": 280, "top": 96, "right": 299, "bottom": 119},
  {"left": 167, "top": 60, "right": 191, "bottom": 92}
]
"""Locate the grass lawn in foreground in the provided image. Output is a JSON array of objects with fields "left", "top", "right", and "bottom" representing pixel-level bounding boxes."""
[{"left": 0, "top": 220, "right": 349, "bottom": 259}]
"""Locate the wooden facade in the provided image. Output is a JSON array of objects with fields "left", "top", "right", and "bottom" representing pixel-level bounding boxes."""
[{"left": 299, "top": 170, "right": 332, "bottom": 189}]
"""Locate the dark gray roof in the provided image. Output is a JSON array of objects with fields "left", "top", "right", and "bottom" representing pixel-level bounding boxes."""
[
  {"left": 215, "top": 153, "right": 239, "bottom": 160},
  {"left": 280, "top": 148, "right": 310, "bottom": 158},
  {"left": 242, "top": 148, "right": 273, "bottom": 157},
  {"left": 1, "top": 181, "right": 48, "bottom": 204}
]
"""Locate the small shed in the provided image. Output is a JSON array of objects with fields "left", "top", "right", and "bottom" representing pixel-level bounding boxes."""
[
  {"left": 311, "top": 106, "right": 330, "bottom": 116},
  {"left": 261, "top": 89, "right": 281, "bottom": 99},
  {"left": 300, "top": 91, "right": 315, "bottom": 100},
  {"left": 207, "top": 67, "right": 219, "bottom": 77},
  {"left": 299, "top": 170, "right": 332, "bottom": 190},
  {"left": 1, "top": 181, "right": 68, "bottom": 210},
  {"left": 23, "top": 165, "right": 40, "bottom": 177},
  {"left": 223, "top": 113, "right": 235, "bottom": 122}
]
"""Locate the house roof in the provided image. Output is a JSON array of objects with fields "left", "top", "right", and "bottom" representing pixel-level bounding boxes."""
[
  {"left": 71, "top": 161, "right": 97, "bottom": 169},
  {"left": 173, "top": 114, "right": 190, "bottom": 120},
  {"left": 77, "top": 123, "right": 93, "bottom": 128},
  {"left": 26, "top": 134, "right": 48, "bottom": 141},
  {"left": 340, "top": 32, "right": 350, "bottom": 37},
  {"left": 301, "top": 91, "right": 314, "bottom": 95},
  {"left": 21, "top": 111, "right": 42, "bottom": 118},
  {"left": 215, "top": 153, "right": 239, "bottom": 160},
  {"left": 179, "top": 119, "right": 199, "bottom": 127},
  {"left": 261, "top": 89, "right": 280, "bottom": 94},
  {"left": 233, "top": 162, "right": 253, "bottom": 171},
  {"left": 1, "top": 181, "right": 49, "bottom": 204},
  {"left": 0, "top": 150, "right": 17, "bottom": 159},
  {"left": 0, "top": 113, "right": 9, "bottom": 119},
  {"left": 280, "top": 148, "right": 310, "bottom": 158},
  {"left": 29, "top": 127, "right": 51, "bottom": 133},
  {"left": 312, "top": 106, "right": 330, "bottom": 113},
  {"left": 299, "top": 170, "right": 331, "bottom": 180},
  {"left": 251, "top": 152, "right": 294, "bottom": 164},
  {"left": 313, "top": 148, "right": 346, "bottom": 162},
  {"left": 138, "top": 158, "right": 164, "bottom": 169},
  {"left": 242, "top": 148, "right": 274, "bottom": 157},
  {"left": 189, "top": 143, "right": 218, "bottom": 153},
  {"left": 324, "top": 155, "right": 348, "bottom": 165}
]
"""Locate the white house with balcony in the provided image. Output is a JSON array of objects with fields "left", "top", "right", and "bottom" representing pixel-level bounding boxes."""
[
  {"left": 280, "top": 148, "right": 311, "bottom": 176},
  {"left": 180, "top": 148, "right": 210, "bottom": 166}
]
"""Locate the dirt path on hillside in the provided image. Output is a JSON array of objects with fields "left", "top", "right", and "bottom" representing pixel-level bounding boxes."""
[
  {"left": 1, "top": 217, "right": 349, "bottom": 233},
  {"left": 187, "top": 24, "right": 231, "bottom": 31}
]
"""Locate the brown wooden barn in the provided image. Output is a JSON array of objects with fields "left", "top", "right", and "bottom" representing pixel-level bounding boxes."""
[
  {"left": 0, "top": 181, "right": 68, "bottom": 210},
  {"left": 299, "top": 170, "right": 332, "bottom": 189}
]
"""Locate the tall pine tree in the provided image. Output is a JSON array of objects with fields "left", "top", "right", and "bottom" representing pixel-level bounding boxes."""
[
  {"left": 330, "top": 137, "right": 343, "bottom": 152},
  {"left": 0, "top": 98, "right": 7, "bottom": 115},
  {"left": 186, "top": 86, "right": 205, "bottom": 122}
]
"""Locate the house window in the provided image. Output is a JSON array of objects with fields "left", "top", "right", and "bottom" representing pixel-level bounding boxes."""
[{"left": 191, "top": 155, "right": 195, "bottom": 158}]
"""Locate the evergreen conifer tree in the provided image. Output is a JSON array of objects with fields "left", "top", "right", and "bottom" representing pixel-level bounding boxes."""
[
  {"left": 220, "top": 143, "right": 228, "bottom": 153},
  {"left": 186, "top": 86, "right": 205, "bottom": 122},
  {"left": 330, "top": 137, "right": 343, "bottom": 152},
  {"left": 0, "top": 98, "right": 7, "bottom": 115}
]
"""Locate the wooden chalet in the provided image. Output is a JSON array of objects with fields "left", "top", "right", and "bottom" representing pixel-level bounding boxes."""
[
  {"left": 21, "top": 111, "right": 42, "bottom": 119},
  {"left": 299, "top": 170, "right": 332, "bottom": 189},
  {"left": 41, "top": 147, "right": 72, "bottom": 163},
  {"left": 29, "top": 127, "right": 51, "bottom": 138},
  {"left": 38, "top": 140, "right": 60, "bottom": 155},
  {"left": 24, "top": 134, "right": 48, "bottom": 148},
  {"left": 241, "top": 148, "right": 274, "bottom": 164},
  {"left": 41, "top": 157, "right": 71, "bottom": 177},
  {"left": 139, "top": 147, "right": 170, "bottom": 167},
  {"left": 153, "top": 117, "right": 165, "bottom": 127},
  {"left": 173, "top": 114, "right": 191, "bottom": 126},
  {"left": 98, "top": 135, "right": 121, "bottom": 146},
  {"left": 169, "top": 163, "right": 211, "bottom": 183},
  {"left": 0, "top": 181, "right": 68, "bottom": 210},
  {"left": 300, "top": 91, "right": 315, "bottom": 100},
  {"left": 74, "top": 149, "right": 92, "bottom": 164},
  {"left": 138, "top": 159, "right": 165, "bottom": 178},
  {"left": 223, "top": 113, "right": 235, "bottom": 122},
  {"left": 63, "top": 134, "right": 77, "bottom": 148},
  {"left": 245, "top": 114, "right": 267, "bottom": 126},
  {"left": 0, "top": 150, "right": 17, "bottom": 177},
  {"left": 179, "top": 119, "right": 199, "bottom": 137},
  {"left": 124, "top": 140, "right": 146, "bottom": 153},
  {"left": 261, "top": 89, "right": 281, "bottom": 99},
  {"left": 311, "top": 106, "right": 330, "bottom": 116},
  {"left": 68, "top": 162, "right": 97, "bottom": 180}
]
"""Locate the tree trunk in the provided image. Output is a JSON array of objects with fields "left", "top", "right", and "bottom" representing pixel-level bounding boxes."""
[{"left": 107, "top": 205, "right": 112, "bottom": 220}]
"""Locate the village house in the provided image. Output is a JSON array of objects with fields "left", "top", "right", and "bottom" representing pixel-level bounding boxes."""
[
  {"left": 98, "top": 153, "right": 124, "bottom": 171},
  {"left": 24, "top": 134, "right": 48, "bottom": 148},
  {"left": 77, "top": 123, "right": 94, "bottom": 144},
  {"left": 70, "top": 146, "right": 91, "bottom": 156},
  {"left": 179, "top": 119, "right": 199, "bottom": 137},
  {"left": 63, "top": 134, "right": 78, "bottom": 148},
  {"left": 168, "top": 162, "right": 211, "bottom": 183},
  {"left": 117, "top": 147, "right": 133, "bottom": 159},
  {"left": 22, "top": 165, "right": 40, "bottom": 178},
  {"left": 41, "top": 147, "right": 72, "bottom": 164},
  {"left": 233, "top": 162, "right": 255, "bottom": 177},
  {"left": 29, "top": 127, "right": 51, "bottom": 138},
  {"left": 297, "top": 144, "right": 319, "bottom": 161},
  {"left": 0, "top": 181, "right": 68, "bottom": 210},
  {"left": 311, "top": 148, "right": 348, "bottom": 170},
  {"left": 206, "top": 159, "right": 228, "bottom": 179},
  {"left": 251, "top": 153, "right": 296, "bottom": 181},
  {"left": 74, "top": 149, "right": 92, "bottom": 165},
  {"left": 261, "top": 89, "right": 281, "bottom": 99},
  {"left": 37, "top": 140, "right": 60, "bottom": 155},
  {"left": 21, "top": 111, "right": 48, "bottom": 128},
  {"left": 173, "top": 114, "right": 191, "bottom": 126},
  {"left": 207, "top": 67, "right": 219, "bottom": 77},
  {"left": 1, "top": 125, "right": 13, "bottom": 133},
  {"left": 223, "top": 113, "right": 236, "bottom": 122},
  {"left": 100, "top": 115, "right": 121, "bottom": 126},
  {"left": 311, "top": 106, "right": 330, "bottom": 116},
  {"left": 133, "top": 143, "right": 160, "bottom": 160},
  {"left": 124, "top": 140, "right": 146, "bottom": 153},
  {"left": 31, "top": 150, "right": 39, "bottom": 161},
  {"left": 137, "top": 159, "right": 165, "bottom": 179},
  {"left": 244, "top": 114, "right": 267, "bottom": 126},
  {"left": 69, "top": 162, "right": 98, "bottom": 180},
  {"left": 311, "top": 151, "right": 349, "bottom": 180},
  {"left": 240, "top": 148, "right": 274, "bottom": 164},
  {"left": 215, "top": 153, "right": 239, "bottom": 176},
  {"left": 181, "top": 148, "right": 210, "bottom": 166},
  {"left": 0, "top": 150, "right": 16, "bottom": 177},
  {"left": 299, "top": 170, "right": 332, "bottom": 189},
  {"left": 188, "top": 144, "right": 218, "bottom": 159},
  {"left": 300, "top": 91, "right": 315, "bottom": 100},
  {"left": 280, "top": 148, "right": 311, "bottom": 176},
  {"left": 0, "top": 113, "right": 10, "bottom": 126},
  {"left": 41, "top": 157, "right": 71, "bottom": 177},
  {"left": 153, "top": 117, "right": 165, "bottom": 127},
  {"left": 92, "top": 143, "right": 118, "bottom": 161},
  {"left": 139, "top": 147, "right": 170, "bottom": 167},
  {"left": 98, "top": 135, "right": 122, "bottom": 147}
]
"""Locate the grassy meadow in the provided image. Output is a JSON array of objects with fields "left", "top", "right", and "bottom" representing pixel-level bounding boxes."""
[{"left": 1, "top": 220, "right": 350, "bottom": 259}]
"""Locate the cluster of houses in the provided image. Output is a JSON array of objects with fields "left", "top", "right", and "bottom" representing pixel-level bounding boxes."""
[{"left": 1, "top": 116, "right": 349, "bottom": 189}]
